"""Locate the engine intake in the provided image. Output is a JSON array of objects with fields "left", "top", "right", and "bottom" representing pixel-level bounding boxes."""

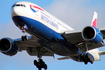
[
  {"left": 82, "top": 26, "right": 103, "bottom": 43},
  {"left": 82, "top": 26, "right": 95, "bottom": 39},
  {"left": 0, "top": 38, "right": 18, "bottom": 56}
]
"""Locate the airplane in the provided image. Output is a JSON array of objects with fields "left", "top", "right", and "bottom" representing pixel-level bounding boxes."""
[{"left": 1, "top": 1, "right": 105, "bottom": 70}]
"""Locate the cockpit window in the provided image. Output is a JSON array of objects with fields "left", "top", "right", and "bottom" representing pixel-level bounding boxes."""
[
  {"left": 16, "top": 4, "right": 21, "bottom": 6},
  {"left": 12, "top": 4, "right": 26, "bottom": 7},
  {"left": 21, "top": 4, "right": 26, "bottom": 7}
]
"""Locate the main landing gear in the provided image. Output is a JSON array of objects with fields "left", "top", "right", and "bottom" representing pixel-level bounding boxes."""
[
  {"left": 79, "top": 42, "right": 94, "bottom": 65},
  {"left": 34, "top": 47, "right": 48, "bottom": 70},
  {"left": 20, "top": 24, "right": 47, "bottom": 70},
  {"left": 80, "top": 52, "right": 94, "bottom": 64},
  {"left": 34, "top": 59, "right": 47, "bottom": 70}
]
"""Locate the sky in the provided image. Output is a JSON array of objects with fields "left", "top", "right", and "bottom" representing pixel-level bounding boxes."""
[{"left": 0, "top": 0, "right": 105, "bottom": 70}]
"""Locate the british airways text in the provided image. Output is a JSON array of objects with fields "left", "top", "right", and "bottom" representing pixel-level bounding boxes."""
[{"left": 41, "top": 14, "right": 58, "bottom": 29}]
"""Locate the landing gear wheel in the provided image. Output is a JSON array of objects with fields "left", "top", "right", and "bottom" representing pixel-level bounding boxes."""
[
  {"left": 34, "top": 60, "right": 39, "bottom": 67},
  {"left": 84, "top": 61, "right": 88, "bottom": 65},
  {"left": 34, "top": 59, "right": 47, "bottom": 70},
  {"left": 34, "top": 60, "right": 37, "bottom": 65},
  {"left": 44, "top": 64, "right": 47, "bottom": 70},
  {"left": 21, "top": 36, "right": 25, "bottom": 41},
  {"left": 86, "top": 53, "right": 94, "bottom": 64},
  {"left": 39, "top": 59, "right": 47, "bottom": 69},
  {"left": 90, "top": 60, "right": 93, "bottom": 64},
  {"left": 89, "top": 57, "right": 94, "bottom": 64},
  {"left": 21, "top": 35, "right": 28, "bottom": 41},
  {"left": 25, "top": 35, "right": 28, "bottom": 40}
]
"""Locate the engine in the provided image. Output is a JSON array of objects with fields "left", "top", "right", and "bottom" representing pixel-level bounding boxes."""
[
  {"left": 82, "top": 26, "right": 103, "bottom": 43},
  {"left": 88, "top": 49, "right": 100, "bottom": 61},
  {"left": 0, "top": 38, "right": 18, "bottom": 56}
]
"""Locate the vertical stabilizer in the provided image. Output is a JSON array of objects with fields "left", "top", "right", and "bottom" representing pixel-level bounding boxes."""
[{"left": 91, "top": 11, "right": 98, "bottom": 28}]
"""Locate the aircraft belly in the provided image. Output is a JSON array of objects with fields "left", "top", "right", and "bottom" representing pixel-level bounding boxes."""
[
  {"left": 49, "top": 44, "right": 75, "bottom": 56},
  {"left": 44, "top": 40, "right": 79, "bottom": 56}
]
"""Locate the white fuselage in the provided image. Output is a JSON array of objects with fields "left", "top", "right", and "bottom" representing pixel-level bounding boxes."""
[{"left": 11, "top": 2, "right": 74, "bottom": 34}]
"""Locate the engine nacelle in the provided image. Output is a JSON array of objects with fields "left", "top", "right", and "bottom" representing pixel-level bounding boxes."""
[
  {"left": 88, "top": 49, "right": 100, "bottom": 61},
  {"left": 82, "top": 26, "right": 103, "bottom": 43},
  {"left": 0, "top": 38, "right": 18, "bottom": 56}
]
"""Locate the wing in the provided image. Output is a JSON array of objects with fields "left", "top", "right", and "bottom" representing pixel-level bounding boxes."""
[
  {"left": 99, "top": 27, "right": 105, "bottom": 39},
  {"left": 62, "top": 12, "right": 105, "bottom": 52},
  {"left": 57, "top": 56, "right": 70, "bottom": 60},
  {"left": 62, "top": 28, "right": 105, "bottom": 52},
  {"left": 14, "top": 36, "right": 54, "bottom": 56}
]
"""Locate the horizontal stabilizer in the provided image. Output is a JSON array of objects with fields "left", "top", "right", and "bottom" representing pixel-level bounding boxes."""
[
  {"left": 58, "top": 56, "right": 70, "bottom": 60},
  {"left": 99, "top": 51, "right": 105, "bottom": 55}
]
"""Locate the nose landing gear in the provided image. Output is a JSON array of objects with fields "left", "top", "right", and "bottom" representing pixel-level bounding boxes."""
[
  {"left": 79, "top": 42, "right": 94, "bottom": 65},
  {"left": 21, "top": 25, "right": 28, "bottom": 41},
  {"left": 21, "top": 35, "right": 28, "bottom": 41}
]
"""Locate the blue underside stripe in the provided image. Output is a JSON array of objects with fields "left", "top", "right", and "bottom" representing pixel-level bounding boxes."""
[{"left": 20, "top": 16, "right": 64, "bottom": 40}]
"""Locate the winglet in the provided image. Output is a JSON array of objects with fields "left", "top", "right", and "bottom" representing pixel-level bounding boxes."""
[{"left": 91, "top": 11, "right": 98, "bottom": 28}]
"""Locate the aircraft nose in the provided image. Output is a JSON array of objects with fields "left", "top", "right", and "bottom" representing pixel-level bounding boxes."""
[
  {"left": 11, "top": 6, "right": 25, "bottom": 27},
  {"left": 11, "top": 3, "right": 28, "bottom": 29},
  {"left": 11, "top": 6, "right": 20, "bottom": 18},
  {"left": 11, "top": 4, "right": 26, "bottom": 18}
]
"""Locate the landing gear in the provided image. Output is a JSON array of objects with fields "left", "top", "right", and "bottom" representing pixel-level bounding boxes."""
[
  {"left": 21, "top": 25, "right": 28, "bottom": 41},
  {"left": 34, "top": 59, "right": 47, "bottom": 70},
  {"left": 34, "top": 47, "right": 48, "bottom": 70},
  {"left": 86, "top": 53, "right": 94, "bottom": 64},
  {"left": 21, "top": 35, "right": 28, "bottom": 41},
  {"left": 79, "top": 42, "right": 94, "bottom": 65},
  {"left": 80, "top": 52, "right": 94, "bottom": 64}
]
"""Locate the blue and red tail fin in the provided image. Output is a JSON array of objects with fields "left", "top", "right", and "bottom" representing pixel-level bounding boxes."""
[{"left": 91, "top": 11, "right": 98, "bottom": 28}]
